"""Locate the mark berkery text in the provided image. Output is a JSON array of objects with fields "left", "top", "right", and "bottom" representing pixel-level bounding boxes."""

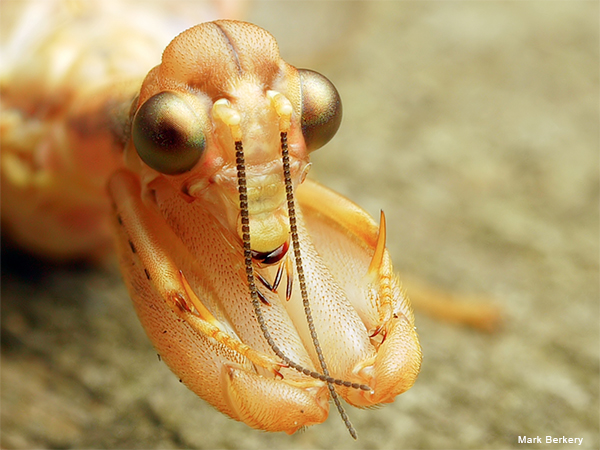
[{"left": 518, "top": 436, "right": 583, "bottom": 445}]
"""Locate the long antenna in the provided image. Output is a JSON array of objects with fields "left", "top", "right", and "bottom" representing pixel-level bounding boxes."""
[
  {"left": 235, "top": 138, "right": 364, "bottom": 439},
  {"left": 279, "top": 131, "right": 359, "bottom": 439}
]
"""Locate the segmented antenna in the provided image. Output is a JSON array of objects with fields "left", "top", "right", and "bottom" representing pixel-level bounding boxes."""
[
  {"left": 235, "top": 137, "right": 367, "bottom": 439},
  {"left": 279, "top": 132, "right": 359, "bottom": 439}
]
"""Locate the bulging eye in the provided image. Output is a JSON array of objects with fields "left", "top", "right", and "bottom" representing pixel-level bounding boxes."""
[
  {"left": 298, "top": 69, "right": 342, "bottom": 152},
  {"left": 132, "top": 91, "right": 205, "bottom": 175}
]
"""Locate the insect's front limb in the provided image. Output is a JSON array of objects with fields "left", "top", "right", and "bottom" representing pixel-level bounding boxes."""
[
  {"left": 109, "top": 169, "right": 284, "bottom": 374},
  {"left": 295, "top": 180, "right": 422, "bottom": 407},
  {"left": 108, "top": 169, "right": 329, "bottom": 434}
]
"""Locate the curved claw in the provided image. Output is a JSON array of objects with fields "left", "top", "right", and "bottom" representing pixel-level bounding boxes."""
[
  {"left": 353, "top": 314, "right": 421, "bottom": 406},
  {"left": 367, "top": 210, "right": 387, "bottom": 278},
  {"left": 368, "top": 325, "right": 387, "bottom": 345}
]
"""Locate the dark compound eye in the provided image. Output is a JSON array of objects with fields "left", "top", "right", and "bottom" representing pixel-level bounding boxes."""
[
  {"left": 132, "top": 91, "right": 206, "bottom": 175},
  {"left": 298, "top": 69, "right": 342, "bottom": 152}
]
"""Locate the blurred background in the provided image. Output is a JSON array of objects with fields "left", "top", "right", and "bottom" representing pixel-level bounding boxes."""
[{"left": 2, "top": 1, "right": 598, "bottom": 448}]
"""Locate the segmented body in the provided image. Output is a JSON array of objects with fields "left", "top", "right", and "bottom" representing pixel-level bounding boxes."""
[{"left": 1, "top": 1, "right": 213, "bottom": 258}]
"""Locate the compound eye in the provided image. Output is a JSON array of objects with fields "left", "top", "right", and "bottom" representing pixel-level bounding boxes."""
[
  {"left": 132, "top": 92, "right": 205, "bottom": 175},
  {"left": 298, "top": 69, "right": 342, "bottom": 152}
]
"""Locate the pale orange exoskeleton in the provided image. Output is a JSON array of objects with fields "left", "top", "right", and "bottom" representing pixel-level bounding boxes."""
[{"left": 1, "top": 11, "right": 422, "bottom": 437}]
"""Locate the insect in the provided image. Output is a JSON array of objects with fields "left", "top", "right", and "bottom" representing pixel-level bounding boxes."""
[{"left": 1, "top": 6, "right": 422, "bottom": 438}]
